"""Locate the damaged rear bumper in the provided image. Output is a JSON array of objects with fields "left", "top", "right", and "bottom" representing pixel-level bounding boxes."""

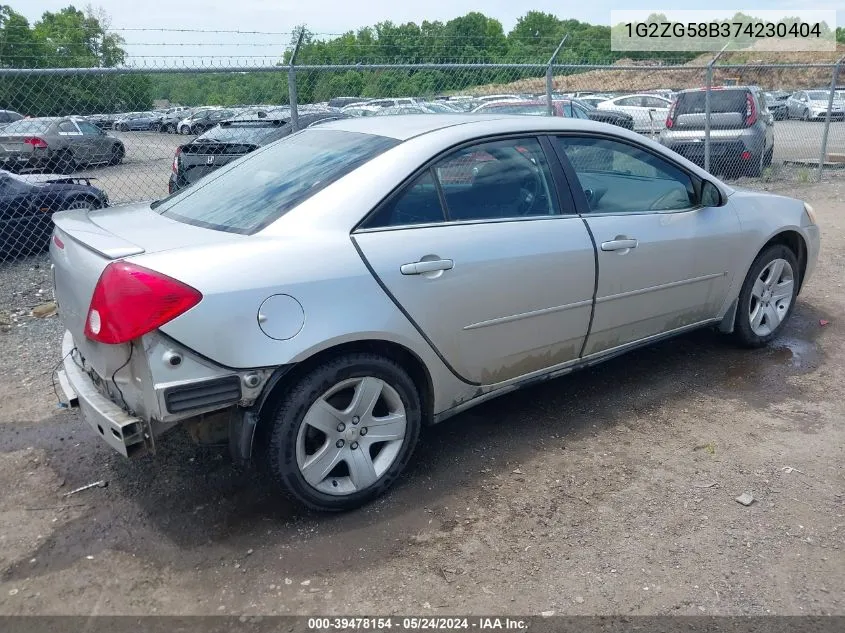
[{"left": 58, "top": 330, "right": 149, "bottom": 458}]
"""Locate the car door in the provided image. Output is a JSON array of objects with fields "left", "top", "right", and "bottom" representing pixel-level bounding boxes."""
[
  {"left": 642, "top": 96, "right": 670, "bottom": 132},
  {"left": 553, "top": 134, "right": 743, "bottom": 357},
  {"left": 604, "top": 97, "right": 645, "bottom": 129},
  {"left": 353, "top": 136, "right": 597, "bottom": 385},
  {"left": 57, "top": 120, "right": 93, "bottom": 164},
  {"left": 77, "top": 121, "right": 110, "bottom": 162}
]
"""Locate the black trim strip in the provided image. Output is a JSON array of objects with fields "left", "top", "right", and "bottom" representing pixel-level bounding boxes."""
[
  {"left": 349, "top": 235, "right": 480, "bottom": 386},
  {"left": 543, "top": 134, "right": 601, "bottom": 359}
]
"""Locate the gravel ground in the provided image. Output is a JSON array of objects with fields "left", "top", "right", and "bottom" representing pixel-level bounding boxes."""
[{"left": 0, "top": 179, "right": 842, "bottom": 617}]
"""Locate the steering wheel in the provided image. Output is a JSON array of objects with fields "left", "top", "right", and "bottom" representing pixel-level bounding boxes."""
[{"left": 517, "top": 169, "right": 543, "bottom": 215}]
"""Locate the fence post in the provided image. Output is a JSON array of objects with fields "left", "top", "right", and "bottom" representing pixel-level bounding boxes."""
[
  {"left": 288, "top": 29, "right": 305, "bottom": 131},
  {"left": 817, "top": 54, "right": 845, "bottom": 181},
  {"left": 704, "top": 44, "right": 730, "bottom": 173},
  {"left": 546, "top": 34, "right": 568, "bottom": 116}
]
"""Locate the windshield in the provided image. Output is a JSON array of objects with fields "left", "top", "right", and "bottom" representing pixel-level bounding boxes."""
[
  {"left": 194, "top": 123, "right": 286, "bottom": 145},
  {"left": 807, "top": 91, "right": 830, "bottom": 100},
  {"left": 2, "top": 119, "right": 52, "bottom": 134},
  {"left": 153, "top": 129, "right": 398, "bottom": 234}
]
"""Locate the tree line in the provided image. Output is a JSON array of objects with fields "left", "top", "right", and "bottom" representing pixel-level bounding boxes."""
[
  {"left": 0, "top": 4, "right": 151, "bottom": 115},
  {"left": 1, "top": 5, "right": 844, "bottom": 114}
]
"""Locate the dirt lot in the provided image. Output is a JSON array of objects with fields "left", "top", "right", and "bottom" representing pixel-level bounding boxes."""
[{"left": 0, "top": 179, "right": 843, "bottom": 617}]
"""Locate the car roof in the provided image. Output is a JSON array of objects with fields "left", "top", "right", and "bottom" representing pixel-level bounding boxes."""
[{"left": 316, "top": 113, "right": 633, "bottom": 141}]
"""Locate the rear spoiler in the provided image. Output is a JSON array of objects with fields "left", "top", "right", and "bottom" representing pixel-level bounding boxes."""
[{"left": 45, "top": 176, "right": 97, "bottom": 186}]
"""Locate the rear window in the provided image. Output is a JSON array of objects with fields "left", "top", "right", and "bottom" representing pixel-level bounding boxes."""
[
  {"left": 3, "top": 119, "right": 52, "bottom": 134},
  {"left": 196, "top": 123, "right": 286, "bottom": 145},
  {"left": 675, "top": 91, "right": 748, "bottom": 115},
  {"left": 152, "top": 129, "right": 399, "bottom": 234},
  {"left": 806, "top": 91, "right": 829, "bottom": 100}
]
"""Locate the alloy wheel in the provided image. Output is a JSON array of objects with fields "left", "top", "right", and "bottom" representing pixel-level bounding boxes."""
[
  {"left": 295, "top": 376, "right": 407, "bottom": 496},
  {"left": 748, "top": 258, "right": 794, "bottom": 337}
]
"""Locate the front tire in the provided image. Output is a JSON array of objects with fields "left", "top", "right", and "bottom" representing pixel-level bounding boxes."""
[
  {"left": 732, "top": 244, "right": 799, "bottom": 348},
  {"left": 261, "top": 353, "right": 422, "bottom": 511}
]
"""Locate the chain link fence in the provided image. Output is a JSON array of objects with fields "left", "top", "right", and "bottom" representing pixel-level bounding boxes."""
[{"left": 0, "top": 57, "right": 843, "bottom": 262}]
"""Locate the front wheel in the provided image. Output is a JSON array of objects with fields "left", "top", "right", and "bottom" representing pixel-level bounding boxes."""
[
  {"left": 732, "top": 244, "right": 799, "bottom": 347},
  {"left": 261, "top": 353, "right": 422, "bottom": 511}
]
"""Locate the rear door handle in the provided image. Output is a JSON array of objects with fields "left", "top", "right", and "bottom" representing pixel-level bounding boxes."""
[
  {"left": 400, "top": 259, "right": 454, "bottom": 275},
  {"left": 601, "top": 238, "right": 638, "bottom": 252}
]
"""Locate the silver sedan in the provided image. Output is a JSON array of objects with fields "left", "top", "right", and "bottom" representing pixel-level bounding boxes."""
[{"left": 51, "top": 115, "right": 820, "bottom": 511}]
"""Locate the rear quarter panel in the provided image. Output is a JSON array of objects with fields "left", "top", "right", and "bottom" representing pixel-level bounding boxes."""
[{"left": 142, "top": 233, "right": 474, "bottom": 415}]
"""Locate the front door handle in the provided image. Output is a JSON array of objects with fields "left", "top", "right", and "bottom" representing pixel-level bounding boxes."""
[
  {"left": 400, "top": 259, "right": 454, "bottom": 275},
  {"left": 601, "top": 238, "right": 638, "bottom": 252}
]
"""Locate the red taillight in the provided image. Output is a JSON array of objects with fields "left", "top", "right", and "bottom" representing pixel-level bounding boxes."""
[
  {"left": 83, "top": 262, "right": 202, "bottom": 344},
  {"left": 665, "top": 100, "right": 677, "bottom": 128},
  {"left": 172, "top": 146, "right": 182, "bottom": 174},
  {"left": 741, "top": 150, "right": 752, "bottom": 160},
  {"left": 23, "top": 136, "right": 48, "bottom": 149},
  {"left": 745, "top": 94, "right": 757, "bottom": 127},
  {"left": 53, "top": 234, "right": 64, "bottom": 249}
]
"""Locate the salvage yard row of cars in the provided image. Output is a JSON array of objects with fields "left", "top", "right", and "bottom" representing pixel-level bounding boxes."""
[{"left": 2, "top": 85, "right": 841, "bottom": 258}]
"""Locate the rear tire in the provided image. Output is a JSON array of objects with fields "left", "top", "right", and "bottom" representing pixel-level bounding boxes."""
[
  {"left": 763, "top": 146, "right": 774, "bottom": 168},
  {"left": 108, "top": 144, "right": 124, "bottom": 166},
  {"left": 51, "top": 150, "right": 76, "bottom": 174},
  {"left": 260, "top": 353, "right": 422, "bottom": 512},
  {"left": 732, "top": 244, "right": 799, "bottom": 348},
  {"left": 801, "top": 108, "right": 810, "bottom": 122}
]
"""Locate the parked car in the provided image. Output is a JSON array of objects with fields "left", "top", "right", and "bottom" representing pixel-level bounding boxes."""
[
  {"left": 52, "top": 114, "right": 818, "bottom": 511},
  {"left": 0, "top": 117, "right": 125, "bottom": 174},
  {"left": 660, "top": 86, "right": 774, "bottom": 177},
  {"left": 113, "top": 111, "right": 163, "bottom": 131},
  {"left": 0, "top": 170, "right": 108, "bottom": 259},
  {"left": 763, "top": 91, "right": 790, "bottom": 120},
  {"left": 342, "top": 106, "right": 379, "bottom": 117},
  {"left": 328, "top": 97, "right": 370, "bottom": 109},
  {"left": 85, "top": 113, "right": 119, "bottom": 130},
  {"left": 177, "top": 108, "right": 238, "bottom": 135},
  {"left": 469, "top": 99, "right": 635, "bottom": 131},
  {"left": 473, "top": 94, "right": 523, "bottom": 103},
  {"left": 597, "top": 94, "right": 673, "bottom": 133},
  {"left": 373, "top": 103, "right": 459, "bottom": 116},
  {"left": 168, "top": 112, "right": 348, "bottom": 193},
  {"left": 0, "top": 110, "right": 24, "bottom": 130},
  {"left": 570, "top": 99, "right": 635, "bottom": 130},
  {"left": 577, "top": 96, "right": 609, "bottom": 109},
  {"left": 786, "top": 90, "right": 845, "bottom": 121}
]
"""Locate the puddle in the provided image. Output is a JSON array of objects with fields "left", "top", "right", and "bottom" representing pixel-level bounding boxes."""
[{"left": 769, "top": 337, "right": 822, "bottom": 370}]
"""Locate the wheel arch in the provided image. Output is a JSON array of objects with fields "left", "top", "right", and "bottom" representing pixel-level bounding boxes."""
[
  {"left": 719, "top": 228, "right": 808, "bottom": 334},
  {"left": 761, "top": 229, "right": 808, "bottom": 290},
  {"left": 244, "top": 338, "right": 436, "bottom": 463}
]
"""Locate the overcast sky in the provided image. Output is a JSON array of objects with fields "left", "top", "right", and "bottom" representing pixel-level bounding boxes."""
[{"left": 15, "top": 1, "right": 845, "bottom": 64}]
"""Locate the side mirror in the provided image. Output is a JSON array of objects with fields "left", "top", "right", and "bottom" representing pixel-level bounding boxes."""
[{"left": 701, "top": 180, "right": 723, "bottom": 207}]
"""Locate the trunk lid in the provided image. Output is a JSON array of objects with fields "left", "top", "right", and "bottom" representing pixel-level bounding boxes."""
[
  {"left": 674, "top": 112, "right": 745, "bottom": 130},
  {"left": 50, "top": 203, "right": 243, "bottom": 381}
]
